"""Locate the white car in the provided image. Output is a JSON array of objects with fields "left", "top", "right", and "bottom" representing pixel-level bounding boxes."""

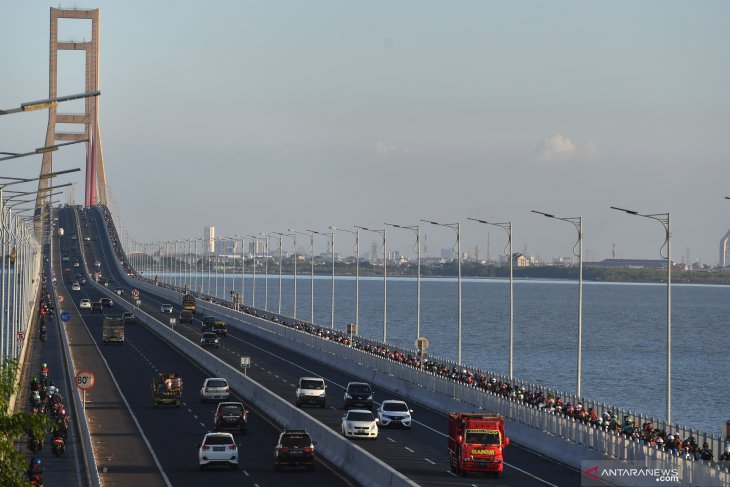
[
  {"left": 160, "top": 304, "right": 173, "bottom": 313},
  {"left": 79, "top": 298, "right": 91, "bottom": 309},
  {"left": 197, "top": 432, "right": 238, "bottom": 470},
  {"left": 200, "top": 378, "right": 231, "bottom": 402},
  {"left": 341, "top": 409, "right": 378, "bottom": 440},
  {"left": 377, "top": 400, "right": 413, "bottom": 429},
  {"left": 71, "top": 282, "right": 81, "bottom": 291}
]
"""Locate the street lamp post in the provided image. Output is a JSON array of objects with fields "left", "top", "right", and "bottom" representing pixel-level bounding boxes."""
[
  {"left": 309, "top": 230, "right": 335, "bottom": 328},
  {"left": 356, "top": 226, "right": 387, "bottom": 343},
  {"left": 233, "top": 235, "right": 245, "bottom": 309},
  {"left": 290, "top": 229, "right": 314, "bottom": 323},
  {"left": 611, "top": 206, "right": 671, "bottom": 424},
  {"left": 386, "top": 223, "right": 421, "bottom": 339},
  {"left": 246, "top": 235, "right": 262, "bottom": 308},
  {"left": 469, "top": 217, "right": 514, "bottom": 379},
  {"left": 330, "top": 227, "right": 359, "bottom": 329},
  {"left": 258, "top": 233, "right": 271, "bottom": 311},
  {"left": 262, "top": 233, "right": 284, "bottom": 315},
  {"left": 532, "top": 210, "right": 583, "bottom": 398},
  {"left": 422, "top": 220, "right": 461, "bottom": 365},
  {"left": 276, "top": 232, "right": 296, "bottom": 318}
]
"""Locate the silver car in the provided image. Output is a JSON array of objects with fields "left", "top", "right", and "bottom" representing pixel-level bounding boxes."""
[{"left": 200, "top": 378, "right": 230, "bottom": 403}]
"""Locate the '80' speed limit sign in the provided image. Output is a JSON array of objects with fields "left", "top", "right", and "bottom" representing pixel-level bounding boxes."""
[{"left": 75, "top": 370, "right": 95, "bottom": 390}]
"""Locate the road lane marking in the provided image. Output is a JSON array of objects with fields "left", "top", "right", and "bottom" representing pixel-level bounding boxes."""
[
  {"left": 405, "top": 447, "right": 414, "bottom": 453},
  {"left": 425, "top": 458, "right": 435, "bottom": 464},
  {"left": 387, "top": 437, "right": 395, "bottom": 443}
]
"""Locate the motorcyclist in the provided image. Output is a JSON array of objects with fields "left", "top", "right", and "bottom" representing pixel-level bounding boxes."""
[
  {"left": 29, "top": 377, "right": 40, "bottom": 393},
  {"left": 40, "top": 363, "right": 49, "bottom": 378},
  {"left": 27, "top": 456, "right": 43, "bottom": 483}
]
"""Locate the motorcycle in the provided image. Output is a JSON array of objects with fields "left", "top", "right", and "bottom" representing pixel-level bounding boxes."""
[
  {"left": 40, "top": 332, "right": 48, "bottom": 343},
  {"left": 51, "top": 435, "right": 65, "bottom": 456},
  {"left": 27, "top": 435, "right": 44, "bottom": 453}
]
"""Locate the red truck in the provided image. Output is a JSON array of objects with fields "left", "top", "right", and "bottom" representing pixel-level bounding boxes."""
[{"left": 448, "top": 412, "right": 509, "bottom": 478}]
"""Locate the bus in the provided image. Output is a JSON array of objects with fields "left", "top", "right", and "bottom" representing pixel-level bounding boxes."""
[{"left": 182, "top": 293, "right": 196, "bottom": 314}]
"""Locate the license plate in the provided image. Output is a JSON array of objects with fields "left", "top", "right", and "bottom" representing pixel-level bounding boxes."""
[
  {"left": 213, "top": 447, "right": 224, "bottom": 452},
  {"left": 289, "top": 451, "right": 302, "bottom": 456}
]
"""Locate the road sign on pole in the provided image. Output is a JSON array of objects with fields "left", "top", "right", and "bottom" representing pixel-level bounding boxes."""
[
  {"left": 240, "top": 356, "right": 250, "bottom": 376},
  {"left": 60, "top": 311, "right": 71, "bottom": 323},
  {"left": 17, "top": 331, "right": 25, "bottom": 341},
  {"left": 76, "top": 370, "right": 95, "bottom": 410},
  {"left": 57, "top": 295, "right": 64, "bottom": 303},
  {"left": 132, "top": 289, "right": 140, "bottom": 299}
]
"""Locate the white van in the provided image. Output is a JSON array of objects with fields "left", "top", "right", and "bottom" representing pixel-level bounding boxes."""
[{"left": 295, "top": 377, "right": 326, "bottom": 408}]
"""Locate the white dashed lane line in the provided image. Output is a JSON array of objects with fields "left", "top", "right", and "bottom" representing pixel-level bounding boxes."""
[
  {"left": 387, "top": 437, "right": 395, "bottom": 443},
  {"left": 405, "top": 447, "right": 414, "bottom": 453},
  {"left": 425, "top": 458, "right": 435, "bottom": 464}
]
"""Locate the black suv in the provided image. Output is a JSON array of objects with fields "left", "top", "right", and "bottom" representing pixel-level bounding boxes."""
[
  {"left": 343, "top": 382, "right": 374, "bottom": 410},
  {"left": 100, "top": 297, "right": 113, "bottom": 308},
  {"left": 212, "top": 321, "right": 227, "bottom": 337},
  {"left": 213, "top": 402, "right": 248, "bottom": 434},
  {"left": 202, "top": 316, "right": 215, "bottom": 331},
  {"left": 274, "top": 429, "right": 316, "bottom": 471}
]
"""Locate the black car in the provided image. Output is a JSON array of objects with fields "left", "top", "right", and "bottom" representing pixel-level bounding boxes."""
[
  {"left": 274, "top": 429, "right": 316, "bottom": 471},
  {"left": 91, "top": 302, "right": 103, "bottom": 314},
  {"left": 213, "top": 402, "right": 248, "bottom": 434},
  {"left": 200, "top": 332, "right": 220, "bottom": 348},
  {"left": 180, "top": 310, "right": 193, "bottom": 324},
  {"left": 212, "top": 321, "right": 227, "bottom": 337},
  {"left": 201, "top": 316, "right": 215, "bottom": 331},
  {"left": 343, "top": 382, "right": 374, "bottom": 410},
  {"left": 100, "top": 298, "right": 113, "bottom": 308}
]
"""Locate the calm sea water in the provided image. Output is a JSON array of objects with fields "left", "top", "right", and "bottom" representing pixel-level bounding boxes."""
[{"left": 161, "top": 271, "right": 730, "bottom": 435}]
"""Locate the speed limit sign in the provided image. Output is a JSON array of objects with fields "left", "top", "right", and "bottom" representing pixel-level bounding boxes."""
[
  {"left": 57, "top": 295, "right": 64, "bottom": 303},
  {"left": 75, "top": 370, "right": 95, "bottom": 390},
  {"left": 132, "top": 289, "right": 140, "bottom": 299}
]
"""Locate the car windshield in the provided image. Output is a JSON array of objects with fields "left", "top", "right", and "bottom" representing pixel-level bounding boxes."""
[
  {"left": 347, "top": 412, "right": 374, "bottom": 421},
  {"left": 203, "top": 435, "right": 233, "bottom": 446},
  {"left": 465, "top": 430, "right": 501, "bottom": 445},
  {"left": 220, "top": 404, "right": 243, "bottom": 414},
  {"left": 301, "top": 380, "right": 324, "bottom": 390},
  {"left": 203, "top": 317, "right": 214, "bottom": 322},
  {"left": 348, "top": 384, "right": 371, "bottom": 394},
  {"left": 281, "top": 434, "right": 311, "bottom": 447},
  {"left": 207, "top": 379, "right": 227, "bottom": 388},
  {"left": 203, "top": 333, "right": 217, "bottom": 339},
  {"left": 383, "top": 402, "right": 408, "bottom": 412}
]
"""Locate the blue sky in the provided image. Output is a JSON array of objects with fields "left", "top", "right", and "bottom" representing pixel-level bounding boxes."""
[{"left": 1, "top": 1, "right": 729, "bottom": 263}]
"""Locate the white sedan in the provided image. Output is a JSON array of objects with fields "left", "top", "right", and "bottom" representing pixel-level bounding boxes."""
[
  {"left": 79, "top": 299, "right": 92, "bottom": 309},
  {"left": 377, "top": 400, "right": 413, "bottom": 429},
  {"left": 160, "top": 304, "right": 173, "bottom": 313},
  {"left": 341, "top": 409, "right": 378, "bottom": 439},
  {"left": 197, "top": 432, "right": 239, "bottom": 470},
  {"left": 71, "top": 282, "right": 81, "bottom": 291}
]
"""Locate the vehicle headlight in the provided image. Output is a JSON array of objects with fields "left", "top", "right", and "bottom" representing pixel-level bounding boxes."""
[
  {"left": 367, "top": 395, "right": 373, "bottom": 400},
  {"left": 345, "top": 393, "right": 352, "bottom": 399}
]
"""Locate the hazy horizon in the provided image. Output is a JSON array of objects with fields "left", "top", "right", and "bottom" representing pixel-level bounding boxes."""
[{"left": 2, "top": 1, "right": 729, "bottom": 264}]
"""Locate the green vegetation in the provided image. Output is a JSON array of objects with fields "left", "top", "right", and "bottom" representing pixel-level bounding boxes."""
[{"left": 0, "top": 359, "right": 53, "bottom": 487}]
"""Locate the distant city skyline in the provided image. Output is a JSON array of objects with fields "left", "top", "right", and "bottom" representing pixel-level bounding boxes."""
[{"left": 2, "top": 2, "right": 729, "bottom": 263}]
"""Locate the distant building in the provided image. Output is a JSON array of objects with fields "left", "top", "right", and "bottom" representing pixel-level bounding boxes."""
[
  {"left": 440, "top": 248, "right": 453, "bottom": 260},
  {"left": 204, "top": 226, "right": 215, "bottom": 254},
  {"left": 513, "top": 253, "right": 530, "bottom": 267}
]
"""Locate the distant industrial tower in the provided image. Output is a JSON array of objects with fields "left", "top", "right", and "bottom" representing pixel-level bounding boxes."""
[
  {"left": 720, "top": 230, "right": 730, "bottom": 267},
  {"left": 37, "top": 8, "right": 107, "bottom": 212},
  {"left": 204, "top": 226, "right": 215, "bottom": 254}
]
